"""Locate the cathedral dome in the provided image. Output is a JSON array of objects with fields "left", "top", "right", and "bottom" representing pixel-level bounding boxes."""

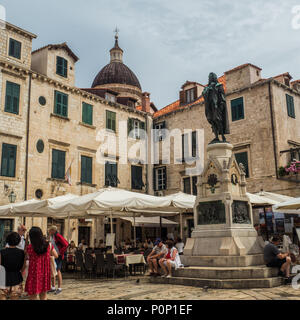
[
  {"left": 91, "top": 32, "right": 141, "bottom": 90},
  {"left": 92, "top": 61, "right": 141, "bottom": 89}
]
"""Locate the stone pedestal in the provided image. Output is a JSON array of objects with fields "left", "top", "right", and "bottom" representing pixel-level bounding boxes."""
[{"left": 184, "top": 143, "right": 265, "bottom": 266}]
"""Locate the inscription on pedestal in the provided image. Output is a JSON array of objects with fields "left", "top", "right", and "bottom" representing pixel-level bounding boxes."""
[
  {"left": 232, "top": 200, "right": 251, "bottom": 224},
  {"left": 197, "top": 201, "right": 226, "bottom": 225}
]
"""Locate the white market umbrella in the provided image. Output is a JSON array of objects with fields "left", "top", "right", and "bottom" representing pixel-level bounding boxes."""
[
  {"left": 273, "top": 197, "right": 300, "bottom": 212},
  {"left": 164, "top": 192, "right": 196, "bottom": 209}
]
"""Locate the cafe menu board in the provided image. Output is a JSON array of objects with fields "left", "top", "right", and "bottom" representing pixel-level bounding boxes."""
[{"left": 106, "top": 233, "right": 115, "bottom": 247}]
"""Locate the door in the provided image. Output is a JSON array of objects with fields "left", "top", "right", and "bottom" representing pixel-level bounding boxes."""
[
  {"left": 78, "top": 226, "right": 91, "bottom": 247},
  {"left": 0, "top": 219, "right": 13, "bottom": 249}
]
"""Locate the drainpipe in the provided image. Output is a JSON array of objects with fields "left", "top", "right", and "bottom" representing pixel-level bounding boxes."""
[
  {"left": 144, "top": 113, "right": 149, "bottom": 194},
  {"left": 24, "top": 73, "right": 32, "bottom": 224},
  {"left": 268, "top": 81, "right": 279, "bottom": 179}
]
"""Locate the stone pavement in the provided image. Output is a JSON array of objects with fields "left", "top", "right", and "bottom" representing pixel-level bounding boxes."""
[{"left": 45, "top": 275, "right": 300, "bottom": 300}]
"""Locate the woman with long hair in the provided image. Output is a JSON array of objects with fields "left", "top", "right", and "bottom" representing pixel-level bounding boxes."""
[{"left": 25, "top": 227, "right": 58, "bottom": 300}]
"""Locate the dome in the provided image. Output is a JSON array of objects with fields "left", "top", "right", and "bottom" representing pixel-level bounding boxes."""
[{"left": 92, "top": 62, "right": 141, "bottom": 90}]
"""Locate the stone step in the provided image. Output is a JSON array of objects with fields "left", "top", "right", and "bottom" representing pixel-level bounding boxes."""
[
  {"left": 173, "top": 266, "right": 278, "bottom": 279},
  {"left": 181, "top": 254, "right": 264, "bottom": 267},
  {"left": 149, "top": 276, "right": 284, "bottom": 289}
]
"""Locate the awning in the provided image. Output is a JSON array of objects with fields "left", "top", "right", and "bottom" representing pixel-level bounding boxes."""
[{"left": 121, "top": 216, "right": 178, "bottom": 228}]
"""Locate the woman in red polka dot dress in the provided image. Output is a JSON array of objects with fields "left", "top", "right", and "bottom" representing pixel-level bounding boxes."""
[{"left": 25, "top": 227, "right": 58, "bottom": 300}]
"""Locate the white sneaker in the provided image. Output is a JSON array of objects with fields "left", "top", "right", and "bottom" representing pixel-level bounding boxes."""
[
  {"left": 167, "top": 275, "right": 172, "bottom": 278},
  {"left": 161, "top": 274, "right": 167, "bottom": 278}
]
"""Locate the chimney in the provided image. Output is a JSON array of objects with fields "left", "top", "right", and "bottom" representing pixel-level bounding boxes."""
[{"left": 141, "top": 92, "right": 151, "bottom": 113}]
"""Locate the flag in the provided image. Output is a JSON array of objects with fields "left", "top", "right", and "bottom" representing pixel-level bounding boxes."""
[{"left": 65, "top": 158, "right": 74, "bottom": 186}]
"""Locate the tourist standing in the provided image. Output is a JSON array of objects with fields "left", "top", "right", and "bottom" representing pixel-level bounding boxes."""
[
  {"left": 48, "top": 226, "right": 68, "bottom": 295},
  {"left": 78, "top": 239, "right": 88, "bottom": 252},
  {"left": 0, "top": 232, "right": 26, "bottom": 300},
  {"left": 25, "top": 227, "right": 58, "bottom": 300}
]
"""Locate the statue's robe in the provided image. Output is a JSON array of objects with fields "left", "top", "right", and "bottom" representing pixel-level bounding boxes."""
[{"left": 203, "top": 82, "right": 230, "bottom": 135}]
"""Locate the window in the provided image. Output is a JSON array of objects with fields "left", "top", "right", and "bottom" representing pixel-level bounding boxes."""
[
  {"left": 192, "top": 131, "right": 197, "bottom": 158},
  {"left": 286, "top": 94, "right": 295, "bottom": 118},
  {"left": 51, "top": 149, "right": 66, "bottom": 179},
  {"left": 154, "top": 121, "right": 166, "bottom": 141},
  {"left": 82, "top": 102, "right": 93, "bottom": 125},
  {"left": 128, "top": 100, "right": 135, "bottom": 108},
  {"left": 153, "top": 167, "right": 167, "bottom": 191},
  {"left": 185, "top": 88, "right": 195, "bottom": 103},
  {"left": 54, "top": 91, "right": 68, "bottom": 117},
  {"left": 106, "top": 110, "right": 116, "bottom": 132},
  {"left": 5, "top": 81, "right": 20, "bottom": 115},
  {"left": 235, "top": 151, "right": 249, "bottom": 178},
  {"left": 192, "top": 176, "right": 197, "bottom": 195},
  {"left": 128, "top": 118, "right": 145, "bottom": 139},
  {"left": 105, "top": 93, "right": 116, "bottom": 103},
  {"left": 1, "top": 143, "right": 17, "bottom": 177},
  {"left": 231, "top": 97, "right": 244, "bottom": 122},
  {"left": 56, "top": 56, "right": 68, "bottom": 77},
  {"left": 81, "top": 155, "right": 92, "bottom": 184},
  {"left": 183, "top": 177, "right": 191, "bottom": 194},
  {"left": 131, "top": 165, "right": 144, "bottom": 190},
  {"left": 8, "top": 38, "right": 21, "bottom": 59},
  {"left": 105, "top": 162, "right": 119, "bottom": 187},
  {"left": 182, "top": 133, "right": 189, "bottom": 161}
]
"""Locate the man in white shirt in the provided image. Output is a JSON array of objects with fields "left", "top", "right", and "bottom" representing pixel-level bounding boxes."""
[
  {"left": 147, "top": 239, "right": 167, "bottom": 276},
  {"left": 6, "top": 225, "right": 26, "bottom": 250}
]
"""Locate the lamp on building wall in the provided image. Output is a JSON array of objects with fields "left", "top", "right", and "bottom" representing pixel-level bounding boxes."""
[{"left": 8, "top": 190, "right": 16, "bottom": 203}]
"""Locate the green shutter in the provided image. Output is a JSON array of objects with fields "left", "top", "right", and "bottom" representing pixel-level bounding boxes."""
[
  {"left": 105, "top": 161, "right": 110, "bottom": 186},
  {"left": 286, "top": 94, "right": 295, "bottom": 118},
  {"left": 54, "top": 91, "right": 68, "bottom": 117},
  {"left": 81, "top": 156, "right": 92, "bottom": 184},
  {"left": 9, "top": 39, "right": 21, "bottom": 59},
  {"left": 56, "top": 56, "right": 68, "bottom": 77},
  {"left": 139, "top": 121, "right": 145, "bottom": 139},
  {"left": 153, "top": 168, "right": 157, "bottom": 191},
  {"left": 192, "top": 131, "right": 197, "bottom": 157},
  {"left": 231, "top": 97, "right": 244, "bottom": 122},
  {"left": 82, "top": 103, "right": 93, "bottom": 125},
  {"left": 5, "top": 82, "right": 20, "bottom": 115},
  {"left": 106, "top": 111, "right": 116, "bottom": 131},
  {"left": 1, "top": 144, "right": 17, "bottom": 177},
  {"left": 192, "top": 176, "right": 197, "bottom": 195},
  {"left": 235, "top": 152, "right": 249, "bottom": 178},
  {"left": 52, "top": 149, "right": 65, "bottom": 179}
]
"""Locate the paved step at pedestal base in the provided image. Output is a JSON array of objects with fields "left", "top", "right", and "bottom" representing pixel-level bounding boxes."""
[
  {"left": 149, "top": 275, "right": 284, "bottom": 289},
  {"left": 173, "top": 265, "right": 278, "bottom": 279}
]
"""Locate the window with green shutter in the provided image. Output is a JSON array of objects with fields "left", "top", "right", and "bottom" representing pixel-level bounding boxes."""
[
  {"left": 192, "top": 131, "right": 197, "bottom": 158},
  {"left": 286, "top": 94, "right": 295, "bottom": 118},
  {"left": 105, "top": 161, "right": 119, "bottom": 187},
  {"left": 82, "top": 102, "right": 93, "bottom": 125},
  {"left": 9, "top": 38, "right": 21, "bottom": 59},
  {"left": 106, "top": 110, "right": 116, "bottom": 132},
  {"left": 5, "top": 81, "right": 20, "bottom": 115},
  {"left": 1, "top": 143, "right": 17, "bottom": 177},
  {"left": 81, "top": 155, "right": 92, "bottom": 184},
  {"left": 54, "top": 91, "right": 68, "bottom": 117},
  {"left": 192, "top": 176, "right": 197, "bottom": 195},
  {"left": 131, "top": 165, "right": 144, "bottom": 190},
  {"left": 235, "top": 151, "right": 249, "bottom": 178},
  {"left": 51, "top": 149, "right": 66, "bottom": 179},
  {"left": 56, "top": 56, "right": 68, "bottom": 78},
  {"left": 231, "top": 97, "right": 244, "bottom": 122}
]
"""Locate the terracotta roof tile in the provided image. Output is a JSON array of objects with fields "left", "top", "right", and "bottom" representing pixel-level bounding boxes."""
[{"left": 224, "top": 63, "right": 261, "bottom": 74}]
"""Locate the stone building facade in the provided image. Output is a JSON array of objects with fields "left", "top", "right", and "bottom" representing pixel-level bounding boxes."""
[{"left": 1, "top": 20, "right": 300, "bottom": 246}]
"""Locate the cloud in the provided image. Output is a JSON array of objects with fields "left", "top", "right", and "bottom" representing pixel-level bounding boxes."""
[{"left": 2, "top": 0, "right": 299, "bottom": 109}]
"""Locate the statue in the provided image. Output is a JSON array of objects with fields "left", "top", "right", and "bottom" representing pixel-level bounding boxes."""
[{"left": 203, "top": 72, "right": 230, "bottom": 144}]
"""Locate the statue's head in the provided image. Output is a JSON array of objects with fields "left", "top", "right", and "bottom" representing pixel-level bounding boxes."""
[{"left": 208, "top": 72, "right": 218, "bottom": 84}]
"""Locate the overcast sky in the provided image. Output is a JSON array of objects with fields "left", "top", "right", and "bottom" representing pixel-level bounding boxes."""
[{"left": 3, "top": 0, "right": 300, "bottom": 109}]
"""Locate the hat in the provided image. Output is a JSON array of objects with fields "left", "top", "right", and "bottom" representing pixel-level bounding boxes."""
[{"left": 154, "top": 238, "right": 161, "bottom": 246}]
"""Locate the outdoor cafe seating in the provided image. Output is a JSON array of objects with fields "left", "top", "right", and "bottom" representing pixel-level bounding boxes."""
[{"left": 71, "top": 247, "right": 147, "bottom": 279}]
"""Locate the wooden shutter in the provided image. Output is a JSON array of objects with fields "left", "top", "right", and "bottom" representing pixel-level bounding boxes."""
[
  {"left": 81, "top": 156, "right": 86, "bottom": 183},
  {"left": 153, "top": 168, "right": 157, "bottom": 191},
  {"left": 58, "top": 151, "right": 65, "bottom": 179},
  {"left": 139, "top": 121, "right": 145, "bottom": 139},
  {"left": 112, "top": 112, "right": 116, "bottom": 132},
  {"left": 12, "top": 83, "right": 20, "bottom": 114},
  {"left": 63, "top": 58, "right": 68, "bottom": 77},
  {"left": 86, "top": 157, "right": 92, "bottom": 184},
  {"left": 231, "top": 97, "right": 244, "bottom": 121},
  {"left": 5, "top": 82, "right": 20, "bottom": 114},
  {"left": 180, "top": 90, "right": 185, "bottom": 104},
  {"left": 51, "top": 149, "right": 58, "bottom": 178},
  {"left": 193, "top": 87, "right": 198, "bottom": 101},
  {"left": 62, "top": 94, "right": 68, "bottom": 117},
  {"left": 192, "top": 131, "right": 197, "bottom": 157},
  {"left": 1, "top": 144, "right": 16, "bottom": 177},
  {"left": 192, "top": 176, "right": 197, "bottom": 195},
  {"left": 15, "top": 40, "right": 21, "bottom": 59},
  {"left": 105, "top": 161, "right": 110, "bottom": 186},
  {"left": 163, "top": 166, "right": 167, "bottom": 190},
  {"left": 128, "top": 118, "right": 133, "bottom": 136},
  {"left": 9, "top": 39, "right": 21, "bottom": 59}
]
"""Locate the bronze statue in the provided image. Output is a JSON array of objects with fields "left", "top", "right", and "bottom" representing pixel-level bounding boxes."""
[{"left": 203, "top": 72, "right": 230, "bottom": 144}]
